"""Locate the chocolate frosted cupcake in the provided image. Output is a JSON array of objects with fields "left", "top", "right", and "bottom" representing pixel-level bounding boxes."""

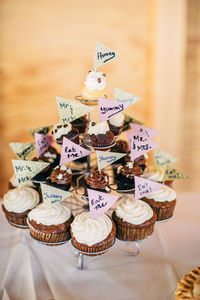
[
  {"left": 112, "top": 198, "right": 156, "bottom": 241},
  {"left": 28, "top": 203, "right": 73, "bottom": 245},
  {"left": 116, "top": 161, "right": 142, "bottom": 191},
  {"left": 108, "top": 113, "right": 125, "bottom": 136},
  {"left": 88, "top": 121, "right": 114, "bottom": 149},
  {"left": 141, "top": 166, "right": 173, "bottom": 187},
  {"left": 85, "top": 170, "right": 110, "bottom": 194},
  {"left": 51, "top": 123, "right": 79, "bottom": 145},
  {"left": 46, "top": 165, "right": 72, "bottom": 191},
  {"left": 71, "top": 116, "right": 88, "bottom": 134},
  {"left": 2, "top": 187, "right": 40, "bottom": 228},
  {"left": 142, "top": 186, "right": 176, "bottom": 221},
  {"left": 70, "top": 212, "right": 116, "bottom": 256}
]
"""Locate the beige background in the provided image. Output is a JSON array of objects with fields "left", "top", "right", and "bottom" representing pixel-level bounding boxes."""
[{"left": 0, "top": 0, "right": 199, "bottom": 195}]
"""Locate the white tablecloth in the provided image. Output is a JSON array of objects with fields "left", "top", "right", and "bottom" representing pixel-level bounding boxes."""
[{"left": 0, "top": 192, "right": 200, "bottom": 300}]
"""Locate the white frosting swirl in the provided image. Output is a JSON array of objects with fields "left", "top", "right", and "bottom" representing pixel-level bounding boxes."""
[
  {"left": 88, "top": 121, "right": 109, "bottom": 135},
  {"left": 52, "top": 123, "right": 72, "bottom": 140},
  {"left": 28, "top": 203, "right": 71, "bottom": 225},
  {"left": 116, "top": 199, "right": 153, "bottom": 225},
  {"left": 3, "top": 187, "right": 39, "bottom": 213},
  {"left": 84, "top": 71, "right": 106, "bottom": 90},
  {"left": 109, "top": 113, "right": 125, "bottom": 127},
  {"left": 141, "top": 167, "right": 165, "bottom": 182},
  {"left": 9, "top": 174, "right": 35, "bottom": 188},
  {"left": 145, "top": 186, "right": 176, "bottom": 202},
  {"left": 71, "top": 212, "right": 112, "bottom": 246}
]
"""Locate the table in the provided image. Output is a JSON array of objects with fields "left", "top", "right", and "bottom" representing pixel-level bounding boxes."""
[{"left": 0, "top": 192, "right": 200, "bottom": 300}]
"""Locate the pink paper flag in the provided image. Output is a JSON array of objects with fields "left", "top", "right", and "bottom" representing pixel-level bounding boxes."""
[
  {"left": 128, "top": 132, "right": 159, "bottom": 160},
  {"left": 98, "top": 98, "right": 129, "bottom": 122},
  {"left": 88, "top": 189, "right": 119, "bottom": 219},
  {"left": 60, "top": 137, "right": 91, "bottom": 165},
  {"left": 34, "top": 133, "right": 51, "bottom": 158},
  {"left": 130, "top": 124, "right": 159, "bottom": 140},
  {"left": 134, "top": 176, "right": 165, "bottom": 200}
]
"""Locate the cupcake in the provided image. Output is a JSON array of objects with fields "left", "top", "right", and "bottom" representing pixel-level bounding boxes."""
[
  {"left": 46, "top": 165, "right": 72, "bottom": 191},
  {"left": 51, "top": 123, "right": 79, "bottom": 145},
  {"left": 108, "top": 113, "right": 125, "bottom": 136},
  {"left": 134, "top": 154, "right": 148, "bottom": 173},
  {"left": 70, "top": 212, "right": 116, "bottom": 255},
  {"left": 112, "top": 198, "right": 156, "bottom": 241},
  {"left": 111, "top": 140, "right": 130, "bottom": 166},
  {"left": 141, "top": 166, "right": 173, "bottom": 187},
  {"left": 8, "top": 174, "right": 36, "bottom": 190},
  {"left": 81, "top": 71, "right": 106, "bottom": 104},
  {"left": 115, "top": 161, "right": 142, "bottom": 191},
  {"left": 71, "top": 116, "right": 88, "bottom": 134},
  {"left": 28, "top": 203, "right": 73, "bottom": 245},
  {"left": 2, "top": 187, "right": 40, "bottom": 228},
  {"left": 142, "top": 185, "right": 176, "bottom": 221},
  {"left": 174, "top": 267, "right": 200, "bottom": 300},
  {"left": 88, "top": 121, "right": 114, "bottom": 149},
  {"left": 85, "top": 170, "right": 110, "bottom": 194}
]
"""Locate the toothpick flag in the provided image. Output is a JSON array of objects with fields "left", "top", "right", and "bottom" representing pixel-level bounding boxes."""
[
  {"left": 88, "top": 189, "right": 119, "bottom": 219},
  {"left": 56, "top": 97, "right": 93, "bottom": 124},
  {"left": 29, "top": 125, "right": 53, "bottom": 137},
  {"left": 163, "top": 167, "right": 190, "bottom": 181},
  {"left": 34, "top": 133, "right": 52, "bottom": 158},
  {"left": 12, "top": 160, "right": 50, "bottom": 185},
  {"left": 60, "top": 137, "right": 91, "bottom": 165},
  {"left": 154, "top": 149, "right": 178, "bottom": 167},
  {"left": 40, "top": 183, "right": 71, "bottom": 205},
  {"left": 130, "top": 124, "right": 159, "bottom": 140},
  {"left": 96, "top": 151, "right": 127, "bottom": 171},
  {"left": 98, "top": 98, "right": 129, "bottom": 122},
  {"left": 114, "top": 88, "right": 141, "bottom": 106},
  {"left": 9, "top": 143, "right": 35, "bottom": 160},
  {"left": 94, "top": 42, "right": 120, "bottom": 69},
  {"left": 134, "top": 176, "right": 165, "bottom": 200}
]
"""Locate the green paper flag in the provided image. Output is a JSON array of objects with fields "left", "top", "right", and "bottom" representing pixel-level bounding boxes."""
[
  {"left": 164, "top": 167, "right": 190, "bottom": 181},
  {"left": 40, "top": 183, "right": 71, "bottom": 205},
  {"left": 12, "top": 160, "right": 50, "bottom": 185},
  {"left": 154, "top": 149, "right": 178, "bottom": 168},
  {"left": 9, "top": 143, "right": 35, "bottom": 160},
  {"left": 96, "top": 151, "right": 127, "bottom": 171},
  {"left": 114, "top": 88, "right": 141, "bottom": 106},
  {"left": 29, "top": 125, "right": 53, "bottom": 137},
  {"left": 56, "top": 96, "right": 93, "bottom": 124}
]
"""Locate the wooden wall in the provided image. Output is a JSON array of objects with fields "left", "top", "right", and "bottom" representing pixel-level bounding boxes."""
[{"left": 0, "top": 0, "right": 199, "bottom": 195}]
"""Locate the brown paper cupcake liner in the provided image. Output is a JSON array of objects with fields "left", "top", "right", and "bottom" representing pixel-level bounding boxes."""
[
  {"left": 112, "top": 211, "right": 156, "bottom": 241},
  {"left": 2, "top": 204, "right": 30, "bottom": 228},
  {"left": 142, "top": 198, "right": 176, "bottom": 221}
]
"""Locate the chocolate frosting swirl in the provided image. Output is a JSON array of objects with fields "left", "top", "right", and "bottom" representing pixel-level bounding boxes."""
[
  {"left": 86, "top": 170, "right": 109, "bottom": 189},
  {"left": 118, "top": 161, "right": 142, "bottom": 179},
  {"left": 49, "top": 166, "right": 72, "bottom": 185}
]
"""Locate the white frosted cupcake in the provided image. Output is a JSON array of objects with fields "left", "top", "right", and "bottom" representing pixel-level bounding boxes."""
[
  {"left": 108, "top": 113, "right": 125, "bottom": 136},
  {"left": 142, "top": 186, "right": 177, "bottom": 220},
  {"left": 81, "top": 71, "right": 106, "bottom": 104},
  {"left": 70, "top": 212, "right": 116, "bottom": 255},
  {"left": 2, "top": 187, "right": 40, "bottom": 228},
  {"left": 112, "top": 199, "right": 156, "bottom": 241},
  {"left": 141, "top": 166, "right": 173, "bottom": 187},
  {"left": 28, "top": 203, "right": 73, "bottom": 245}
]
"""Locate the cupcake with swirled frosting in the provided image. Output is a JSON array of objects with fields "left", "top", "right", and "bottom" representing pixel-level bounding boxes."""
[
  {"left": 85, "top": 170, "right": 110, "bottom": 194},
  {"left": 142, "top": 185, "right": 176, "bottom": 221},
  {"left": 108, "top": 113, "right": 125, "bottom": 136},
  {"left": 112, "top": 199, "right": 156, "bottom": 241},
  {"left": 46, "top": 165, "right": 72, "bottom": 191},
  {"left": 28, "top": 202, "right": 73, "bottom": 245},
  {"left": 70, "top": 212, "right": 116, "bottom": 255},
  {"left": 2, "top": 187, "right": 40, "bottom": 228},
  {"left": 141, "top": 166, "right": 173, "bottom": 187},
  {"left": 88, "top": 121, "right": 114, "bottom": 149}
]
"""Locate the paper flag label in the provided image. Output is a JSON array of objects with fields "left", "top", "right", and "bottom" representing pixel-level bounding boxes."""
[
  {"left": 29, "top": 125, "right": 53, "bottom": 137},
  {"left": 154, "top": 149, "right": 178, "bottom": 167},
  {"left": 34, "top": 133, "right": 51, "bottom": 158},
  {"left": 98, "top": 98, "right": 129, "bottom": 122},
  {"left": 127, "top": 132, "right": 159, "bottom": 160},
  {"left": 94, "top": 42, "right": 120, "bottom": 69},
  {"left": 12, "top": 160, "right": 50, "bottom": 185},
  {"left": 96, "top": 151, "right": 127, "bottom": 171},
  {"left": 60, "top": 137, "right": 91, "bottom": 164},
  {"left": 9, "top": 143, "right": 35, "bottom": 160},
  {"left": 163, "top": 167, "right": 189, "bottom": 181},
  {"left": 134, "top": 176, "right": 165, "bottom": 200},
  {"left": 56, "top": 97, "right": 93, "bottom": 124},
  {"left": 114, "top": 88, "right": 141, "bottom": 106},
  {"left": 130, "top": 124, "right": 159, "bottom": 140},
  {"left": 88, "top": 189, "right": 119, "bottom": 219},
  {"left": 40, "top": 183, "right": 71, "bottom": 205}
]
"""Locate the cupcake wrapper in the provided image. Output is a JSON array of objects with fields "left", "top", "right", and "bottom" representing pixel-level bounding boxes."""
[
  {"left": 6, "top": 214, "right": 28, "bottom": 227},
  {"left": 142, "top": 198, "right": 176, "bottom": 221}
]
